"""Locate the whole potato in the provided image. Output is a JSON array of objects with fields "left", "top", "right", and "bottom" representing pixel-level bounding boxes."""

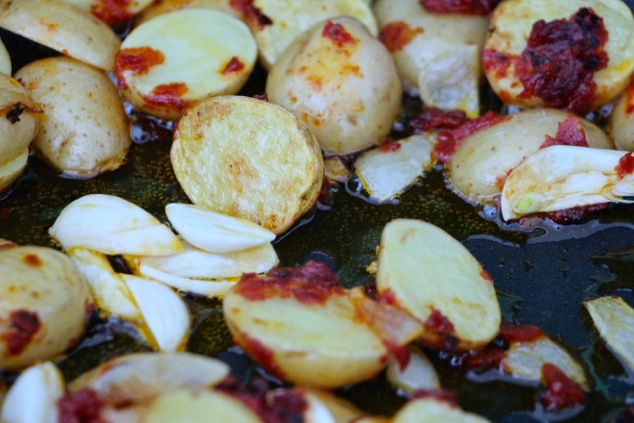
[
  {"left": 0, "top": 246, "right": 92, "bottom": 370},
  {"left": 15, "top": 57, "right": 130, "bottom": 178},
  {"left": 266, "top": 17, "right": 401, "bottom": 155}
]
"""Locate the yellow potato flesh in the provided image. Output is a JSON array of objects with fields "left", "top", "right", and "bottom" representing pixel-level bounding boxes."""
[
  {"left": 0, "top": 74, "right": 40, "bottom": 166},
  {"left": 135, "top": 0, "right": 240, "bottom": 26},
  {"left": 393, "top": 398, "right": 491, "bottom": 423}
]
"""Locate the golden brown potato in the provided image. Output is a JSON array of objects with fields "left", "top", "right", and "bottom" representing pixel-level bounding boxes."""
[
  {"left": 0, "top": 246, "right": 92, "bottom": 370},
  {"left": 171, "top": 96, "right": 323, "bottom": 234},
  {"left": 134, "top": 0, "right": 240, "bottom": 26},
  {"left": 15, "top": 57, "right": 130, "bottom": 178},
  {"left": 0, "top": 0, "right": 121, "bottom": 71},
  {"left": 483, "top": 0, "right": 634, "bottom": 114},
  {"left": 266, "top": 17, "right": 401, "bottom": 155}
]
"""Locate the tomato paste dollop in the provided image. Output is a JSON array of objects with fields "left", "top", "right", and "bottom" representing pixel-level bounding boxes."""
[
  {"left": 420, "top": 0, "right": 502, "bottom": 15},
  {"left": 517, "top": 8, "right": 609, "bottom": 115},
  {"left": 222, "top": 57, "right": 245, "bottom": 75},
  {"left": 229, "top": 0, "right": 273, "bottom": 30},
  {"left": 409, "top": 107, "right": 468, "bottom": 134},
  {"left": 2, "top": 310, "right": 40, "bottom": 355},
  {"left": 541, "top": 116, "right": 588, "bottom": 148},
  {"left": 616, "top": 152, "right": 634, "bottom": 180},
  {"left": 114, "top": 47, "right": 165, "bottom": 90},
  {"left": 144, "top": 83, "right": 189, "bottom": 111},
  {"left": 322, "top": 21, "right": 356, "bottom": 48},
  {"left": 91, "top": 0, "right": 134, "bottom": 25},
  {"left": 540, "top": 363, "right": 586, "bottom": 411},
  {"left": 57, "top": 388, "right": 105, "bottom": 423},
  {"left": 378, "top": 21, "right": 424, "bottom": 52}
]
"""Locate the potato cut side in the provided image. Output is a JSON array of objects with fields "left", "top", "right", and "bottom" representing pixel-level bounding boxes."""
[
  {"left": 302, "top": 389, "right": 365, "bottom": 423},
  {"left": 584, "top": 296, "right": 634, "bottom": 373},
  {"left": 1, "top": 362, "right": 65, "bottom": 423},
  {"left": 15, "top": 57, "right": 130, "bottom": 179},
  {"left": 501, "top": 146, "right": 634, "bottom": 220},
  {"left": 0, "top": 148, "right": 28, "bottom": 194},
  {"left": 483, "top": 0, "right": 634, "bottom": 112},
  {"left": 49, "top": 194, "right": 182, "bottom": 256},
  {"left": 63, "top": 0, "right": 155, "bottom": 24},
  {"left": 387, "top": 346, "right": 440, "bottom": 394},
  {"left": 246, "top": 0, "right": 377, "bottom": 70},
  {"left": 135, "top": 0, "right": 240, "bottom": 26},
  {"left": 0, "top": 39, "right": 10, "bottom": 75},
  {"left": 608, "top": 84, "right": 634, "bottom": 151},
  {"left": 448, "top": 109, "right": 612, "bottom": 202},
  {"left": 68, "top": 248, "right": 141, "bottom": 320},
  {"left": 171, "top": 96, "right": 324, "bottom": 234},
  {"left": 325, "top": 157, "right": 352, "bottom": 184},
  {"left": 502, "top": 337, "right": 589, "bottom": 389},
  {"left": 377, "top": 219, "right": 501, "bottom": 350},
  {"left": 393, "top": 397, "right": 491, "bottom": 423},
  {"left": 0, "top": 0, "right": 121, "bottom": 71},
  {"left": 68, "top": 352, "right": 230, "bottom": 400},
  {"left": 355, "top": 135, "right": 434, "bottom": 203},
  {"left": 122, "top": 274, "right": 190, "bottom": 352},
  {"left": 165, "top": 203, "right": 275, "bottom": 253},
  {"left": 115, "top": 9, "right": 257, "bottom": 121}
]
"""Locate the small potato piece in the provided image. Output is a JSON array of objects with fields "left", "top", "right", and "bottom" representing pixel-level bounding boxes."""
[
  {"left": 377, "top": 219, "right": 501, "bottom": 350},
  {"left": 0, "top": 0, "right": 121, "bottom": 71},
  {"left": 135, "top": 0, "right": 240, "bottom": 26},
  {"left": 63, "top": 0, "right": 155, "bottom": 24},
  {"left": 608, "top": 85, "right": 634, "bottom": 151},
  {"left": 448, "top": 109, "right": 612, "bottom": 202},
  {"left": 267, "top": 17, "right": 401, "bottom": 155},
  {"left": 0, "top": 39, "right": 10, "bottom": 75},
  {"left": 0, "top": 149, "right": 28, "bottom": 194},
  {"left": 0, "top": 246, "right": 92, "bottom": 370},
  {"left": 171, "top": 96, "right": 323, "bottom": 234},
  {"left": 387, "top": 346, "right": 440, "bottom": 394},
  {"left": 483, "top": 0, "right": 634, "bottom": 114},
  {"left": 243, "top": 0, "right": 377, "bottom": 70},
  {"left": 393, "top": 397, "right": 491, "bottom": 423},
  {"left": 374, "top": 0, "right": 488, "bottom": 92},
  {"left": 15, "top": 57, "right": 130, "bottom": 178},
  {"left": 115, "top": 9, "right": 257, "bottom": 121}
]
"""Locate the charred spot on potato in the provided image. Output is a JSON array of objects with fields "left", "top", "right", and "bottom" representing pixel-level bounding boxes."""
[
  {"left": 6, "top": 103, "right": 26, "bottom": 124},
  {"left": 2, "top": 309, "right": 41, "bottom": 355}
]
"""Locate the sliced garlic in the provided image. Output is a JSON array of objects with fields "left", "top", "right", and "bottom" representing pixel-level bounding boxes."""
[
  {"left": 355, "top": 134, "right": 434, "bottom": 203},
  {"left": 584, "top": 296, "right": 634, "bottom": 373},
  {"left": 49, "top": 194, "right": 182, "bottom": 256},
  {"left": 377, "top": 219, "right": 501, "bottom": 350},
  {"left": 166, "top": 203, "right": 276, "bottom": 253},
  {"left": 501, "top": 146, "right": 634, "bottom": 220},
  {"left": 387, "top": 346, "right": 440, "bottom": 394},
  {"left": 68, "top": 248, "right": 141, "bottom": 320},
  {"left": 393, "top": 397, "right": 490, "bottom": 423},
  {"left": 122, "top": 274, "right": 190, "bottom": 352},
  {"left": 1, "top": 362, "right": 65, "bottom": 423}
]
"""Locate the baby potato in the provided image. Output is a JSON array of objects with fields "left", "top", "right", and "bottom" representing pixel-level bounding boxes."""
[
  {"left": 448, "top": 109, "right": 612, "bottom": 202},
  {"left": 241, "top": 0, "right": 377, "bottom": 70},
  {"left": 0, "top": 39, "right": 10, "bottom": 75},
  {"left": 0, "top": 246, "right": 92, "bottom": 371},
  {"left": 171, "top": 96, "right": 323, "bottom": 234},
  {"left": 483, "top": 0, "right": 634, "bottom": 114},
  {"left": 135, "top": 0, "right": 240, "bottom": 26},
  {"left": 115, "top": 8, "right": 257, "bottom": 121},
  {"left": 63, "top": 0, "right": 155, "bottom": 24},
  {"left": 0, "top": 0, "right": 121, "bottom": 72},
  {"left": 373, "top": 0, "right": 488, "bottom": 92},
  {"left": 608, "top": 85, "right": 634, "bottom": 151},
  {"left": 266, "top": 17, "right": 401, "bottom": 155},
  {"left": 15, "top": 57, "right": 130, "bottom": 178}
]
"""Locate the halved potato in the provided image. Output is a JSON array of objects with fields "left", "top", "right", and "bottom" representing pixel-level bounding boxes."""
[
  {"left": 483, "top": 0, "right": 634, "bottom": 113},
  {"left": 393, "top": 397, "right": 490, "bottom": 423},
  {"left": 0, "top": 246, "right": 92, "bottom": 370},
  {"left": 171, "top": 96, "right": 324, "bottom": 234},
  {"left": 63, "top": 0, "right": 155, "bottom": 24},
  {"left": 0, "top": 0, "right": 121, "bottom": 71},
  {"left": 242, "top": 0, "right": 377, "bottom": 70},
  {"left": 377, "top": 219, "right": 501, "bottom": 350},
  {"left": 0, "top": 39, "right": 10, "bottom": 75},
  {"left": 134, "top": 0, "right": 240, "bottom": 26},
  {"left": 266, "top": 17, "right": 401, "bottom": 155},
  {"left": 608, "top": 84, "right": 634, "bottom": 151},
  {"left": 115, "top": 8, "right": 257, "bottom": 121},
  {"left": 15, "top": 57, "right": 130, "bottom": 178},
  {"left": 374, "top": 0, "right": 488, "bottom": 93},
  {"left": 448, "top": 109, "right": 612, "bottom": 203}
]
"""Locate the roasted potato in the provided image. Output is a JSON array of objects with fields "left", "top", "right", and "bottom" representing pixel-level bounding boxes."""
[
  {"left": 267, "top": 17, "right": 401, "bottom": 155},
  {"left": 134, "top": 0, "right": 240, "bottom": 26},
  {"left": 63, "top": 0, "right": 155, "bottom": 24},
  {"left": 608, "top": 84, "right": 634, "bottom": 151},
  {"left": 15, "top": 57, "right": 130, "bottom": 178}
]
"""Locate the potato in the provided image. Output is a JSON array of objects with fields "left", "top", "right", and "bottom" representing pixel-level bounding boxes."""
[
  {"left": 115, "top": 8, "right": 257, "bottom": 121},
  {"left": 373, "top": 0, "right": 488, "bottom": 92},
  {"left": 393, "top": 397, "right": 491, "bottom": 423},
  {"left": 171, "top": 96, "right": 323, "bottom": 234},
  {"left": 377, "top": 219, "right": 501, "bottom": 351},
  {"left": 266, "top": 17, "right": 401, "bottom": 155},
  {"left": 15, "top": 57, "right": 130, "bottom": 178},
  {"left": 0, "top": 0, "right": 121, "bottom": 72},
  {"left": 386, "top": 346, "right": 440, "bottom": 394},
  {"left": 62, "top": 0, "right": 155, "bottom": 24},
  {"left": 0, "top": 246, "right": 92, "bottom": 370},
  {"left": 483, "top": 0, "right": 634, "bottom": 114},
  {"left": 0, "top": 39, "right": 10, "bottom": 75},
  {"left": 242, "top": 0, "right": 377, "bottom": 70},
  {"left": 0, "top": 149, "right": 28, "bottom": 194},
  {"left": 608, "top": 84, "right": 634, "bottom": 151},
  {"left": 448, "top": 109, "right": 613, "bottom": 203},
  {"left": 134, "top": 0, "right": 240, "bottom": 26}
]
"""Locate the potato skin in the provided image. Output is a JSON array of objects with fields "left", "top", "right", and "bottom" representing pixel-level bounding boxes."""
[
  {"left": 15, "top": 57, "right": 130, "bottom": 178},
  {"left": 266, "top": 17, "right": 401, "bottom": 155},
  {"left": 0, "top": 246, "right": 92, "bottom": 370}
]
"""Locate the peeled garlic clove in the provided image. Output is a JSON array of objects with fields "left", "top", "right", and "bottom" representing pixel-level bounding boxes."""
[
  {"left": 121, "top": 274, "right": 190, "bottom": 352},
  {"left": 1, "top": 362, "right": 65, "bottom": 423},
  {"left": 584, "top": 296, "right": 634, "bottom": 373},
  {"left": 49, "top": 194, "right": 181, "bottom": 256},
  {"left": 0, "top": 0, "right": 121, "bottom": 71},
  {"left": 68, "top": 248, "right": 141, "bottom": 320},
  {"left": 387, "top": 346, "right": 440, "bottom": 395},
  {"left": 166, "top": 203, "right": 275, "bottom": 253},
  {"left": 502, "top": 337, "right": 589, "bottom": 389},
  {"left": 393, "top": 397, "right": 490, "bottom": 423},
  {"left": 355, "top": 135, "right": 434, "bottom": 203},
  {"left": 377, "top": 219, "right": 501, "bottom": 350},
  {"left": 501, "top": 146, "right": 634, "bottom": 220}
]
